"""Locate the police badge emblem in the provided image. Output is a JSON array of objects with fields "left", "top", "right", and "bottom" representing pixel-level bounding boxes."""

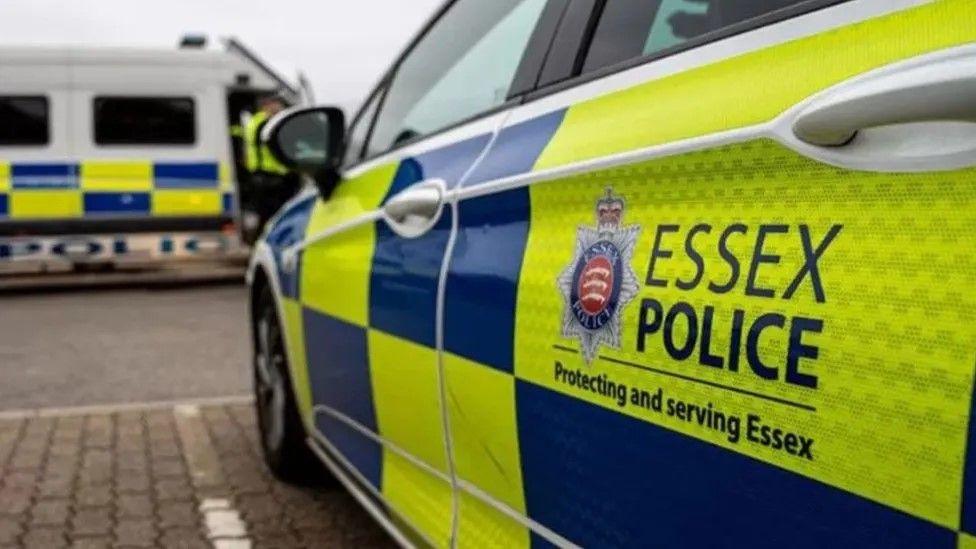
[{"left": 558, "top": 188, "right": 641, "bottom": 364}]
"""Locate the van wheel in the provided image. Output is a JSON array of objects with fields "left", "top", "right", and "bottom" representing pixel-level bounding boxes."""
[{"left": 253, "top": 286, "right": 328, "bottom": 485}]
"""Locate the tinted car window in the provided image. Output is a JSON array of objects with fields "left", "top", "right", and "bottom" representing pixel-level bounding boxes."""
[
  {"left": 94, "top": 97, "right": 195, "bottom": 145},
  {"left": 0, "top": 96, "right": 49, "bottom": 146},
  {"left": 366, "top": 0, "right": 549, "bottom": 158},
  {"left": 583, "top": 0, "right": 810, "bottom": 73}
]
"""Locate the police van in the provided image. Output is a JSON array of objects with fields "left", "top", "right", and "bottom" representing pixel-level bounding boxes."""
[
  {"left": 0, "top": 38, "right": 302, "bottom": 274},
  {"left": 248, "top": 0, "right": 976, "bottom": 547}
]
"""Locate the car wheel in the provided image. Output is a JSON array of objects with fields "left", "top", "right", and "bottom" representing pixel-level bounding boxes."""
[{"left": 253, "top": 285, "right": 328, "bottom": 485}]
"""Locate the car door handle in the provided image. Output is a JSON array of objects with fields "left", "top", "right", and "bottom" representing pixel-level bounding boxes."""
[
  {"left": 381, "top": 178, "right": 447, "bottom": 238},
  {"left": 792, "top": 51, "right": 976, "bottom": 146}
]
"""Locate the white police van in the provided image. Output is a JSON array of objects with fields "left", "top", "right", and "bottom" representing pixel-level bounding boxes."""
[{"left": 0, "top": 37, "right": 303, "bottom": 274}]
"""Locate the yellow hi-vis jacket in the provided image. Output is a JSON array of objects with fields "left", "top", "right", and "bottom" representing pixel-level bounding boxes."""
[{"left": 244, "top": 110, "right": 288, "bottom": 175}]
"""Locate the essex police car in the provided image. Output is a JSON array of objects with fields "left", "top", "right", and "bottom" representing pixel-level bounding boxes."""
[{"left": 247, "top": 0, "right": 976, "bottom": 547}]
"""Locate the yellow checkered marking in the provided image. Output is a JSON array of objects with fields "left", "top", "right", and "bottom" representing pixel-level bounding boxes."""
[
  {"left": 456, "top": 491, "right": 530, "bottom": 549},
  {"left": 219, "top": 162, "right": 234, "bottom": 191},
  {"left": 515, "top": 139, "right": 976, "bottom": 529},
  {"left": 960, "top": 532, "right": 976, "bottom": 549},
  {"left": 445, "top": 352, "right": 530, "bottom": 548},
  {"left": 444, "top": 353, "right": 526, "bottom": 509},
  {"left": 301, "top": 162, "right": 398, "bottom": 326},
  {"left": 280, "top": 298, "right": 314, "bottom": 425},
  {"left": 0, "top": 161, "right": 10, "bottom": 192},
  {"left": 369, "top": 330, "right": 449, "bottom": 473},
  {"left": 80, "top": 160, "right": 152, "bottom": 191},
  {"left": 382, "top": 449, "right": 453, "bottom": 547},
  {"left": 538, "top": 0, "right": 976, "bottom": 168},
  {"left": 10, "top": 190, "right": 82, "bottom": 218},
  {"left": 369, "top": 330, "right": 453, "bottom": 547},
  {"left": 151, "top": 190, "right": 221, "bottom": 216}
]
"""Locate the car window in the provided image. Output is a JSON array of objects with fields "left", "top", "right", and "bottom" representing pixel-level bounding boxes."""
[
  {"left": 0, "top": 96, "right": 49, "bottom": 146},
  {"left": 342, "top": 88, "right": 384, "bottom": 168},
  {"left": 93, "top": 96, "right": 195, "bottom": 145},
  {"left": 366, "top": 0, "right": 549, "bottom": 158},
  {"left": 582, "top": 0, "right": 811, "bottom": 73}
]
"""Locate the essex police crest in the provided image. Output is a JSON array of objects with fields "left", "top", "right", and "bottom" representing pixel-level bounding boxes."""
[{"left": 558, "top": 188, "right": 640, "bottom": 364}]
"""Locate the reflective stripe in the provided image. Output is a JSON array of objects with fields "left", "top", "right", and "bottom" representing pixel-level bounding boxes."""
[
  {"left": 0, "top": 160, "right": 232, "bottom": 220},
  {"left": 80, "top": 160, "right": 153, "bottom": 191},
  {"left": 152, "top": 190, "right": 222, "bottom": 216},
  {"left": 84, "top": 192, "right": 151, "bottom": 214},
  {"left": 11, "top": 164, "right": 77, "bottom": 189},
  {"left": 10, "top": 191, "right": 83, "bottom": 218},
  {"left": 153, "top": 162, "right": 220, "bottom": 189},
  {"left": 0, "top": 161, "right": 10, "bottom": 192}
]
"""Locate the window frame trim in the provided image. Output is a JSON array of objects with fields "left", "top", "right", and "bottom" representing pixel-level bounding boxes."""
[
  {"left": 341, "top": 81, "right": 389, "bottom": 169},
  {"left": 92, "top": 95, "right": 198, "bottom": 147},
  {"left": 0, "top": 94, "right": 51, "bottom": 147}
]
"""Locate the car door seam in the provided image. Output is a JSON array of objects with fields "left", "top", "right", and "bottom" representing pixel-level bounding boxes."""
[{"left": 434, "top": 111, "right": 509, "bottom": 548}]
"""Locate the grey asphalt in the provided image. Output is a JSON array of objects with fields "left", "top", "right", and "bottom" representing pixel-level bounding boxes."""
[{"left": 0, "top": 284, "right": 253, "bottom": 411}]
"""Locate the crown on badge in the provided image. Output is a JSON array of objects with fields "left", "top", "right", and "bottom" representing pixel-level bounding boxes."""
[{"left": 596, "top": 187, "right": 624, "bottom": 232}]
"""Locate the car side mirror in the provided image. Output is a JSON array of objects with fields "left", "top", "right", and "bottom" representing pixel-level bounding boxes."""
[{"left": 261, "top": 105, "right": 345, "bottom": 199}]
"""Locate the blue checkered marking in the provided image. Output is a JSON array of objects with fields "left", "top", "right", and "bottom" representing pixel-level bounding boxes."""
[
  {"left": 464, "top": 110, "right": 566, "bottom": 187},
  {"left": 83, "top": 192, "right": 151, "bottom": 214},
  {"left": 369, "top": 135, "right": 492, "bottom": 348},
  {"left": 11, "top": 163, "right": 77, "bottom": 189},
  {"left": 370, "top": 212, "right": 452, "bottom": 348},
  {"left": 0, "top": 194, "right": 7, "bottom": 217},
  {"left": 380, "top": 134, "right": 491, "bottom": 205},
  {"left": 515, "top": 380, "right": 953, "bottom": 548},
  {"left": 443, "top": 189, "right": 530, "bottom": 373},
  {"left": 442, "top": 111, "right": 565, "bottom": 371},
  {"left": 265, "top": 194, "right": 317, "bottom": 299},
  {"left": 222, "top": 193, "right": 235, "bottom": 215},
  {"left": 305, "top": 308, "right": 382, "bottom": 489},
  {"left": 153, "top": 162, "right": 219, "bottom": 188}
]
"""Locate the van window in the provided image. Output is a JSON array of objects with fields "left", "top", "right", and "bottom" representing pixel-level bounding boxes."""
[
  {"left": 0, "top": 96, "right": 49, "bottom": 146},
  {"left": 94, "top": 97, "right": 196, "bottom": 145},
  {"left": 582, "top": 0, "right": 813, "bottom": 73}
]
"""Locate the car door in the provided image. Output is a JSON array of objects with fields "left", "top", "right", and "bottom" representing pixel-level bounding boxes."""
[
  {"left": 442, "top": 0, "right": 976, "bottom": 547},
  {"left": 285, "top": 1, "right": 561, "bottom": 545}
]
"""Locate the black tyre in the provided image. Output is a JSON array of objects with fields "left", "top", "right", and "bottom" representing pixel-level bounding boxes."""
[{"left": 253, "top": 284, "right": 328, "bottom": 485}]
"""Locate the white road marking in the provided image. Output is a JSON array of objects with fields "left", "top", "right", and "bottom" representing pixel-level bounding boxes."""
[
  {"left": 173, "top": 405, "right": 253, "bottom": 547},
  {"left": 0, "top": 394, "right": 254, "bottom": 420},
  {"left": 173, "top": 404, "right": 225, "bottom": 489},
  {"left": 201, "top": 498, "right": 251, "bottom": 546}
]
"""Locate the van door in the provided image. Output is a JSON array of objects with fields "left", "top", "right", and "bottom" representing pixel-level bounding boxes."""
[
  {"left": 287, "top": 0, "right": 558, "bottom": 545},
  {"left": 443, "top": 0, "right": 976, "bottom": 546}
]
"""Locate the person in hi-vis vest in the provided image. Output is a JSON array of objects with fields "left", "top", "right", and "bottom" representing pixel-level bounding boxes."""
[{"left": 243, "top": 92, "right": 300, "bottom": 233}]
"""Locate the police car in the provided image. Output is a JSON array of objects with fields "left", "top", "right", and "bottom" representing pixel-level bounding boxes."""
[{"left": 247, "top": 0, "right": 976, "bottom": 547}]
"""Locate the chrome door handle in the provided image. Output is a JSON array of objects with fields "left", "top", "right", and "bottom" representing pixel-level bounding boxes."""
[
  {"left": 382, "top": 179, "right": 447, "bottom": 238},
  {"left": 792, "top": 50, "right": 976, "bottom": 146}
]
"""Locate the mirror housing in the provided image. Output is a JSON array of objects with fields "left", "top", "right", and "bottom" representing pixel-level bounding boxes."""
[{"left": 261, "top": 105, "right": 345, "bottom": 199}]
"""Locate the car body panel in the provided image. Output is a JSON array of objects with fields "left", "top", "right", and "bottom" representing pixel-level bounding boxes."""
[{"left": 250, "top": 0, "right": 976, "bottom": 546}]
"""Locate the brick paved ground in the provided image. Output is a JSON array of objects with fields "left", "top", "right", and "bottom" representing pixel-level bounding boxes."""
[{"left": 0, "top": 402, "right": 394, "bottom": 548}]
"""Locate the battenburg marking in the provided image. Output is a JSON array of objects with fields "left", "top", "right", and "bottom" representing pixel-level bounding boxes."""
[{"left": 558, "top": 188, "right": 641, "bottom": 363}]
